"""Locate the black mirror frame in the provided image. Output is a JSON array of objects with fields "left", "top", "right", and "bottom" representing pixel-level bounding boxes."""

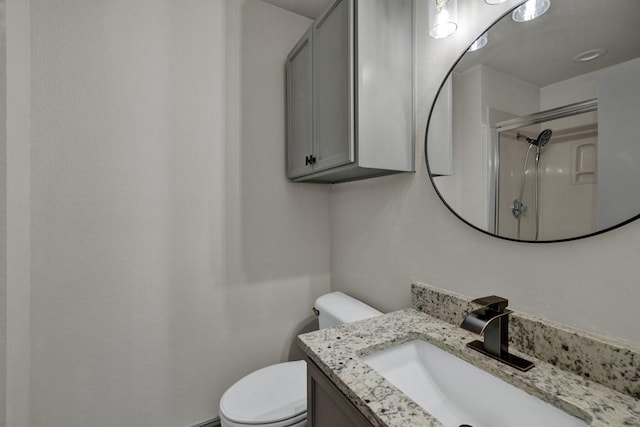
[{"left": 424, "top": 2, "right": 640, "bottom": 244}]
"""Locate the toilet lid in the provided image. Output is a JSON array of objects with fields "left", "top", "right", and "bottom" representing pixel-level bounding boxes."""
[{"left": 220, "top": 360, "right": 307, "bottom": 424}]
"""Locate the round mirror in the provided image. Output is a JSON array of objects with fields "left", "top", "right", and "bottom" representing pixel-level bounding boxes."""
[{"left": 426, "top": 0, "right": 640, "bottom": 242}]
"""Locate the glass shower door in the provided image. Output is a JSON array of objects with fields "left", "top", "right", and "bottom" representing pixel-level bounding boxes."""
[{"left": 494, "top": 107, "right": 598, "bottom": 241}]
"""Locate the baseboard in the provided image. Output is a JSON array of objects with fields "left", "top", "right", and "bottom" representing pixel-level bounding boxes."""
[{"left": 191, "top": 417, "right": 220, "bottom": 427}]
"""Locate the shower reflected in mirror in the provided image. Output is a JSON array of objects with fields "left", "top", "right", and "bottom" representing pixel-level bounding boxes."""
[
  {"left": 494, "top": 104, "right": 598, "bottom": 241},
  {"left": 511, "top": 129, "right": 553, "bottom": 240}
]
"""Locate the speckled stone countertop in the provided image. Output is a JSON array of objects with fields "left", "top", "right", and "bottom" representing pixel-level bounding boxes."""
[
  {"left": 297, "top": 309, "right": 640, "bottom": 427},
  {"left": 412, "top": 283, "right": 640, "bottom": 399}
]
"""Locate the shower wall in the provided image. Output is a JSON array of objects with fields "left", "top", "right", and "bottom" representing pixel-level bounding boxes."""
[
  {"left": 539, "top": 72, "right": 598, "bottom": 240},
  {"left": 497, "top": 113, "right": 598, "bottom": 241},
  {"left": 538, "top": 115, "right": 598, "bottom": 240}
]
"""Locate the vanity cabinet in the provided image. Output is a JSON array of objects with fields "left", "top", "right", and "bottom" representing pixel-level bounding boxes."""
[
  {"left": 307, "top": 357, "right": 373, "bottom": 427},
  {"left": 286, "top": 0, "right": 414, "bottom": 183}
]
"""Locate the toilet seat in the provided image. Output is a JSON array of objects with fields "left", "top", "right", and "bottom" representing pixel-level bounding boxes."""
[
  {"left": 220, "top": 410, "right": 306, "bottom": 427},
  {"left": 219, "top": 360, "right": 307, "bottom": 427}
]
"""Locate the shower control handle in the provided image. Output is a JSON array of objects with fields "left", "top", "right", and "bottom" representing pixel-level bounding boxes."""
[{"left": 511, "top": 199, "right": 526, "bottom": 219}]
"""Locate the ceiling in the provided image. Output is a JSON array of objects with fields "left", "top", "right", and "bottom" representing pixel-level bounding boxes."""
[
  {"left": 455, "top": 0, "right": 640, "bottom": 87},
  {"left": 261, "top": 0, "right": 330, "bottom": 19},
  {"left": 262, "top": 0, "right": 640, "bottom": 89}
]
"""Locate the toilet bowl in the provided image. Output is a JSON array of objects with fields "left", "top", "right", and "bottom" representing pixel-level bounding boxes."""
[
  {"left": 219, "top": 292, "right": 381, "bottom": 427},
  {"left": 219, "top": 361, "right": 307, "bottom": 427}
]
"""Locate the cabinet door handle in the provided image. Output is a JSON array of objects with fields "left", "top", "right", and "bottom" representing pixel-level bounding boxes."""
[
  {"left": 305, "top": 156, "right": 310, "bottom": 165},
  {"left": 310, "top": 155, "right": 317, "bottom": 165}
]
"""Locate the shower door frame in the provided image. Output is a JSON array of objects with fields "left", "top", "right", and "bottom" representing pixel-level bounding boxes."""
[{"left": 489, "top": 98, "right": 598, "bottom": 235}]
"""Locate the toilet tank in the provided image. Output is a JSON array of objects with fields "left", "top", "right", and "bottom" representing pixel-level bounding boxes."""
[{"left": 315, "top": 292, "right": 382, "bottom": 329}]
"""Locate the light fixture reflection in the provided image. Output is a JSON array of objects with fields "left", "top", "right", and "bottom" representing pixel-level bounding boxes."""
[
  {"left": 468, "top": 32, "right": 488, "bottom": 52},
  {"left": 572, "top": 48, "right": 607, "bottom": 63},
  {"left": 512, "top": 0, "right": 551, "bottom": 22},
  {"left": 429, "top": 0, "right": 458, "bottom": 39},
  {"left": 485, "top": 0, "right": 508, "bottom": 4}
]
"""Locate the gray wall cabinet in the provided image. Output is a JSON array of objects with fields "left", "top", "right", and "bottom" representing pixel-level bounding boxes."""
[
  {"left": 286, "top": 0, "right": 415, "bottom": 183},
  {"left": 286, "top": 27, "right": 315, "bottom": 178}
]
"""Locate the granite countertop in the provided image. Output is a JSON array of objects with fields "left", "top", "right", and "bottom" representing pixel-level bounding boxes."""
[{"left": 297, "top": 309, "right": 640, "bottom": 427}]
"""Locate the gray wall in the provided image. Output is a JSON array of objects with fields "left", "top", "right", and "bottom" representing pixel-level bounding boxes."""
[
  {"left": 29, "top": 0, "right": 329, "bottom": 425},
  {"left": 4, "top": 0, "right": 31, "bottom": 426},
  {"left": 0, "top": 0, "right": 6, "bottom": 424},
  {"left": 330, "top": 0, "right": 640, "bottom": 346}
]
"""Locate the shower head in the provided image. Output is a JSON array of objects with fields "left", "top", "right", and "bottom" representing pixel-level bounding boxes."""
[
  {"left": 516, "top": 129, "right": 553, "bottom": 147},
  {"left": 536, "top": 129, "right": 553, "bottom": 147}
]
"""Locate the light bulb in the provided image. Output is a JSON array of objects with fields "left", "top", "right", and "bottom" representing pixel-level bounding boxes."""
[
  {"left": 468, "top": 32, "right": 488, "bottom": 52},
  {"left": 512, "top": 0, "right": 551, "bottom": 22},
  {"left": 429, "top": 0, "right": 458, "bottom": 39}
]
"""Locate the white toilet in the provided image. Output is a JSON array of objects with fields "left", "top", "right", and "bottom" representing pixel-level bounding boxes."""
[{"left": 219, "top": 292, "right": 382, "bottom": 427}]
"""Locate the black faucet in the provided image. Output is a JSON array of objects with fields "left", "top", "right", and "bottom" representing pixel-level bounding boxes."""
[{"left": 460, "top": 295, "right": 534, "bottom": 372}]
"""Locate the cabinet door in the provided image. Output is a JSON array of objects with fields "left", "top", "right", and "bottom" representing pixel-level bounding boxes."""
[
  {"left": 286, "top": 28, "right": 314, "bottom": 178},
  {"left": 313, "top": 0, "right": 354, "bottom": 172},
  {"left": 307, "top": 358, "right": 373, "bottom": 427}
]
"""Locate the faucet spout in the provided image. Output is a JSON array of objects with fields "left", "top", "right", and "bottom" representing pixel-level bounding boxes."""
[
  {"left": 460, "top": 295, "right": 535, "bottom": 372},
  {"left": 460, "top": 306, "right": 512, "bottom": 335}
]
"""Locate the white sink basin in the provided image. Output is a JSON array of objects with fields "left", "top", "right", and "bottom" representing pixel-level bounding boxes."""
[{"left": 363, "top": 340, "right": 589, "bottom": 427}]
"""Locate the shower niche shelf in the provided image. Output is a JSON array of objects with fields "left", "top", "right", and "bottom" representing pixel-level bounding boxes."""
[{"left": 572, "top": 141, "right": 597, "bottom": 185}]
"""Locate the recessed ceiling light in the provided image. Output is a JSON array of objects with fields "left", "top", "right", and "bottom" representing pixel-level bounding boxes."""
[
  {"left": 572, "top": 48, "right": 608, "bottom": 63},
  {"left": 512, "top": 0, "right": 550, "bottom": 23}
]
